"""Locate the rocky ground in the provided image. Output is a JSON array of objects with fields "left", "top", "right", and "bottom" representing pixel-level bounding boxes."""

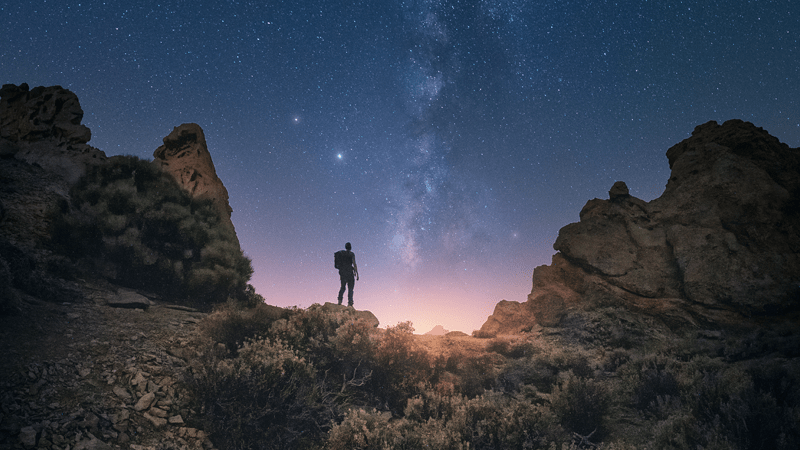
[
  {"left": 0, "top": 279, "right": 502, "bottom": 450},
  {"left": 0, "top": 281, "right": 215, "bottom": 450}
]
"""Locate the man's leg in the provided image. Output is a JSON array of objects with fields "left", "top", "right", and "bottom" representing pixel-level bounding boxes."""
[
  {"left": 338, "top": 277, "right": 347, "bottom": 304},
  {"left": 347, "top": 278, "right": 355, "bottom": 307}
]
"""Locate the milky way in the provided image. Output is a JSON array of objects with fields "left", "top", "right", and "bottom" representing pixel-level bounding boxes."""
[{"left": 3, "top": 0, "right": 798, "bottom": 332}]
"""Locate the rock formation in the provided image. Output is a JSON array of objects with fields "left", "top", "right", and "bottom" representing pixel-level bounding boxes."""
[
  {"left": 0, "top": 83, "right": 106, "bottom": 186},
  {"left": 321, "top": 302, "right": 381, "bottom": 327},
  {"left": 0, "top": 84, "right": 107, "bottom": 249},
  {"left": 479, "top": 120, "right": 800, "bottom": 336},
  {"left": 153, "top": 124, "right": 235, "bottom": 231}
]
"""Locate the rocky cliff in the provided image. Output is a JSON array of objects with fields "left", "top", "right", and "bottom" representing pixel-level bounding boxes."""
[
  {"left": 0, "top": 83, "right": 107, "bottom": 186},
  {"left": 1, "top": 85, "right": 242, "bottom": 308},
  {"left": 479, "top": 120, "right": 800, "bottom": 336},
  {"left": 152, "top": 123, "right": 238, "bottom": 243}
]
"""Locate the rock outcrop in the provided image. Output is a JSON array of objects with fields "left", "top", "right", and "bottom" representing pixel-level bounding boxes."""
[
  {"left": 321, "top": 302, "right": 381, "bottom": 328},
  {"left": 153, "top": 124, "right": 236, "bottom": 238},
  {"left": 479, "top": 120, "right": 800, "bottom": 336},
  {"left": 0, "top": 83, "right": 106, "bottom": 186}
]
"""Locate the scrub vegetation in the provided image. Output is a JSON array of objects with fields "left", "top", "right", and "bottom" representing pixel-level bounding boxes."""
[
  {"left": 51, "top": 155, "right": 253, "bottom": 306},
  {"left": 188, "top": 301, "right": 800, "bottom": 450}
]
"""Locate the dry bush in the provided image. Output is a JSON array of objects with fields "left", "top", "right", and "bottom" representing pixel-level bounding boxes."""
[
  {"left": 53, "top": 155, "right": 253, "bottom": 306},
  {"left": 486, "top": 337, "right": 538, "bottom": 358},
  {"left": 371, "top": 322, "right": 434, "bottom": 411},
  {"left": 192, "top": 337, "right": 326, "bottom": 450},
  {"left": 550, "top": 372, "right": 610, "bottom": 439},
  {"left": 328, "top": 388, "right": 566, "bottom": 450},
  {"left": 198, "top": 301, "right": 288, "bottom": 354},
  {"left": 441, "top": 350, "right": 499, "bottom": 398}
]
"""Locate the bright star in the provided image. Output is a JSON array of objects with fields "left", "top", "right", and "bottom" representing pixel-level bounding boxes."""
[{"left": 337, "top": 153, "right": 343, "bottom": 160}]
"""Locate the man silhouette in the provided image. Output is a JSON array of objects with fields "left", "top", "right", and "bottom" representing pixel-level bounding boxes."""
[{"left": 336, "top": 242, "right": 359, "bottom": 306}]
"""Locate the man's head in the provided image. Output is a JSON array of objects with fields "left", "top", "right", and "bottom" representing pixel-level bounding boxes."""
[{"left": 345, "top": 242, "right": 352, "bottom": 251}]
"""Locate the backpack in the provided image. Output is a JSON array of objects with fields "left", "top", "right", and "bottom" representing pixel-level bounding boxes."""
[{"left": 334, "top": 250, "right": 345, "bottom": 269}]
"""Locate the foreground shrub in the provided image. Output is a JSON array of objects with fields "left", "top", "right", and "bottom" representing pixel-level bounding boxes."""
[
  {"left": 192, "top": 338, "right": 327, "bottom": 449},
  {"left": 189, "top": 303, "right": 800, "bottom": 450},
  {"left": 191, "top": 304, "right": 384, "bottom": 448},
  {"left": 550, "top": 372, "right": 610, "bottom": 439},
  {"left": 326, "top": 389, "right": 565, "bottom": 450},
  {"left": 199, "top": 301, "right": 288, "bottom": 354},
  {"left": 52, "top": 155, "right": 252, "bottom": 305},
  {"left": 370, "top": 322, "right": 434, "bottom": 411}
]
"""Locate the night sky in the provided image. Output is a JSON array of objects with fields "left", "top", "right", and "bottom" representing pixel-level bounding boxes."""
[{"left": 3, "top": 1, "right": 798, "bottom": 333}]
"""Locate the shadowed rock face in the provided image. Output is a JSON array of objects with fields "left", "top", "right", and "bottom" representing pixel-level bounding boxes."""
[
  {"left": 0, "top": 83, "right": 106, "bottom": 185},
  {"left": 153, "top": 123, "right": 237, "bottom": 241},
  {"left": 480, "top": 120, "right": 800, "bottom": 336}
]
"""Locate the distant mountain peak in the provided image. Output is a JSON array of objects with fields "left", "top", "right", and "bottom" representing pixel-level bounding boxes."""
[{"left": 424, "top": 325, "right": 449, "bottom": 336}]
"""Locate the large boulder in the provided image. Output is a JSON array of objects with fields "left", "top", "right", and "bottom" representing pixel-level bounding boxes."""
[
  {"left": 478, "top": 120, "right": 800, "bottom": 336},
  {"left": 477, "top": 300, "right": 536, "bottom": 337},
  {"left": 321, "top": 302, "right": 380, "bottom": 328},
  {"left": 0, "top": 83, "right": 106, "bottom": 185}
]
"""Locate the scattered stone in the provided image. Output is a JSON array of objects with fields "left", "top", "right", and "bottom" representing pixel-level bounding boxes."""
[
  {"left": 73, "top": 432, "right": 113, "bottom": 450},
  {"left": 130, "top": 371, "right": 147, "bottom": 386},
  {"left": 112, "top": 386, "right": 131, "bottom": 401},
  {"left": 148, "top": 406, "right": 168, "bottom": 418},
  {"left": 107, "top": 289, "right": 153, "bottom": 309},
  {"left": 142, "top": 412, "right": 167, "bottom": 428},
  {"left": 134, "top": 392, "right": 156, "bottom": 411},
  {"left": 18, "top": 425, "right": 37, "bottom": 447},
  {"left": 112, "top": 409, "right": 130, "bottom": 424},
  {"left": 78, "top": 412, "right": 100, "bottom": 430},
  {"left": 168, "top": 415, "right": 184, "bottom": 425}
]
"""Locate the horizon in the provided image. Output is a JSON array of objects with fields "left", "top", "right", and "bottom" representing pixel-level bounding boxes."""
[{"left": 3, "top": 0, "right": 798, "bottom": 333}]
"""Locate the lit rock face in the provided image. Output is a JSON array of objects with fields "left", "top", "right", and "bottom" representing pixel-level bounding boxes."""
[
  {"left": 0, "top": 83, "right": 106, "bottom": 185},
  {"left": 153, "top": 123, "right": 237, "bottom": 238},
  {"left": 479, "top": 120, "right": 800, "bottom": 336}
]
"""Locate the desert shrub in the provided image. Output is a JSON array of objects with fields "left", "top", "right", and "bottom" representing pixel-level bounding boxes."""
[
  {"left": 191, "top": 306, "right": 427, "bottom": 449},
  {"left": 370, "top": 322, "right": 434, "bottom": 411},
  {"left": 461, "top": 391, "right": 564, "bottom": 449},
  {"left": 601, "top": 348, "right": 631, "bottom": 373},
  {"left": 550, "top": 372, "right": 610, "bottom": 440},
  {"left": 52, "top": 155, "right": 252, "bottom": 305},
  {"left": 440, "top": 349, "right": 499, "bottom": 398},
  {"left": 632, "top": 358, "right": 681, "bottom": 417},
  {"left": 325, "top": 408, "right": 405, "bottom": 450},
  {"left": 724, "top": 326, "right": 800, "bottom": 360},
  {"left": 192, "top": 337, "right": 327, "bottom": 449},
  {"left": 199, "top": 300, "right": 288, "bottom": 355},
  {"left": 683, "top": 362, "right": 800, "bottom": 450},
  {"left": 328, "top": 389, "right": 567, "bottom": 450},
  {"left": 506, "top": 344, "right": 594, "bottom": 394},
  {"left": 487, "top": 337, "right": 538, "bottom": 358},
  {"left": 626, "top": 351, "right": 800, "bottom": 450},
  {"left": 240, "top": 283, "right": 266, "bottom": 308}
]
